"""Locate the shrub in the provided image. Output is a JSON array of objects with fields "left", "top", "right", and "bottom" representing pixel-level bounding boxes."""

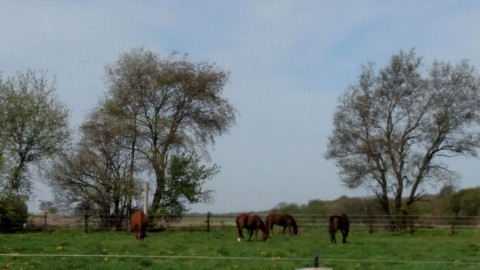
[{"left": 0, "top": 195, "right": 28, "bottom": 233}]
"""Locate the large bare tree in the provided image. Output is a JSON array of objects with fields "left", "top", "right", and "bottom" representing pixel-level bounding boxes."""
[
  {"left": 326, "top": 50, "right": 480, "bottom": 227},
  {"left": 49, "top": 107, "right": 138, "bottom": 229},
  {"left": 104, "top": 48, "right": 236, "bottom": 215}
]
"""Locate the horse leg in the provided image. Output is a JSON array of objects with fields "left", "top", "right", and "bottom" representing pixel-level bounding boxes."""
[
  {"left": 248, "top": 229, "right": 254, "bottom": 241},
  {"left": 282, "top": 225, "right": 287, "bottom": 235},
  {"left": 341, "top": 229, "right": 347, "bottom": 243},
  {"left": 330, "top": 231, "right": 336, "bottom": 244},
  {"left": 237, "top": 229, "right": 243, "bottom": 242},
  {"left": 254, "top": 228, "right": 259, "bottom": 240}
]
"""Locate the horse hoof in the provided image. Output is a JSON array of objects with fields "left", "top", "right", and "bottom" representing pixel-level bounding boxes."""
[{"left": 237, "top": 237, "right": 241, "bottom": 243}]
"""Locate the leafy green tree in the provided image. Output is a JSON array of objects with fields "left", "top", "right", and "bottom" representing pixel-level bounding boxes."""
[
  {"left": 304, "top": 200, "right": 328, "bottom": 216},
  {"left": 451, "top": 187, "right": 480, "bottom": 216},
  {"left": 159, "top": 153, "right": 218, "bottom": 221},
  {"left": 0, "top": 70, "right": 69, "bottom": 231},
  {"left": 103, "top": 48, "right": 236, "bottom": 216},
  {"left": 270, "top": 202, "right": 301, "bottom": 214},
  {"left": 326, "top": 50, "right": 480, "bottom": 228},
  {"left": 0, "top": 195, "right": 28, "bottom": 233}
]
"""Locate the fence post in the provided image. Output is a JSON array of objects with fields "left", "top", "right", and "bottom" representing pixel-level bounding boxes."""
[
  {"left": 143, "top": 182, "right": 149, "bottom": 216},
  {"left": 369, "top": 214, "right": 373, "bottom": 234},
  {"left": 206, "top": 212, "right": 211, "bottom": 232},
  {"left": 451, "top": 215, "right": 457, "bottom": 234},
  {"left": 84, "top": 209, "right": 89, "bottom": 233},
  {"left": 43, "top": 212, "right": 47, "bottom": 231}
]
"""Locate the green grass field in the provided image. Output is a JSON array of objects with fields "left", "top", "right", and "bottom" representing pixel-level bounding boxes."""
[{"left": 1, "top": 227, "right": 479, "bottom": 270}]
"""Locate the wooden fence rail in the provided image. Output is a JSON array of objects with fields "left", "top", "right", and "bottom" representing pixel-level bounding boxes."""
[{"left": 19, "top": 213, "right": 480, "bottom": 233}]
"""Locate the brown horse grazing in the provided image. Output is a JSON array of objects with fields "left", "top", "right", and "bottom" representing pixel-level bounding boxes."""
[
  {"left": 266, "top": 214, "right": 298, "bottom": 235},
  {"left": 131, "top": 211, "right": 148, "bottom": 240},
  {"left": 329, "top": 214, "right": 349, "bottom": 244},
  {"left": 236, "top": 214, "right": 269, "bottom": 242}
]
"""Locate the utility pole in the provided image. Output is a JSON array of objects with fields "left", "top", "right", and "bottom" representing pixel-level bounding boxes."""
[{"left": 143, "top": 182, "right": 149, "bottom": 215}]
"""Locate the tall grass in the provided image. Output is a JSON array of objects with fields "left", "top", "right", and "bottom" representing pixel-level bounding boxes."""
[{"left": 1, "top": 227, "right": 479, "bottom": 269}]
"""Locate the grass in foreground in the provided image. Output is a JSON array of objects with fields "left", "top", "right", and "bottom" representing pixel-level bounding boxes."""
[{"left": 0, "top": 227, "right": 479, "bottom": 269}]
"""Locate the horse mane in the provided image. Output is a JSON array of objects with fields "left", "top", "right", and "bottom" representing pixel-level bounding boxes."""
[
  {"left": 259, "top": 219, "right": 268, "bottom": 233},
  {"left": 285, "top": 214, "right": 297, "bottom": 226}
]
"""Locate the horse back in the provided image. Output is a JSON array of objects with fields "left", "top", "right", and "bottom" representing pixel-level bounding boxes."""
[
  {"left": 247, "top": 215, "right": 264, "bottom": 228},
  {"left": 267, "top": 214, "right": 286, "bottom": 225},
  {"left": 266, "top": 214, "right": 278, "bottom": 226}
]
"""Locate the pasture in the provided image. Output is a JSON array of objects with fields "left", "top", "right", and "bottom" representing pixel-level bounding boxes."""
[{"left": 1, "top": 226, "right": 479, "bottom": 269}]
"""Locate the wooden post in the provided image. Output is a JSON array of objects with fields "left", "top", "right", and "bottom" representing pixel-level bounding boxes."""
[
  {"left": 206, "top": 212, "right": 211, "bottom": 232},
  {"left": 143, "top": 182, "right": 149, "bottom": 216},
  {"left": 84, "top": 212, "right": 88, "bottom": 233},
  {"left": 43, "top": 212, "right": 47, "bottom": 231},
  {"left": 369, "top": 214, "right": 373, "bottom": 234}
]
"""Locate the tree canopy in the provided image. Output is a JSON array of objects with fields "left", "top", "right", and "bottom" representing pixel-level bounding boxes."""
[
  {"left": 326, "top": 49, "right": 480, "bottom": 227},
  {"left": 0, "top": 70, "right": 70, "bottom": 231},
  {"left": 0, "top": 70, "right": 70, "bottom": 198},
  {"left": 46, "top": 48, "right": 236, "bottom": 226},
  {"left": 103, "top": 47, "right": 237, "bottom": 216}
]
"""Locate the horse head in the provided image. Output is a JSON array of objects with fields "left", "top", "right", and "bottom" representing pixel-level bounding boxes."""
[
  {"left": 261, "top": 226, "right": 269, "bottom": 242},
  {"left": 258, "top": 218, "right": 269, "bottom": 242},
  {"left": 289, "top": 216, "right": 299, "bottom": 235}
]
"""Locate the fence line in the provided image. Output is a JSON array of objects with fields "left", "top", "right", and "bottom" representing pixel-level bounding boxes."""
[{"left": 17, "top": 213, "right": 480, "bottom": 232}]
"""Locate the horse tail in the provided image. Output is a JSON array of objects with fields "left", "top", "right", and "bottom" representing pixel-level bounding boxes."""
[
  {"left": 236, "top": 215, "right": 244, "bottom": 239},
  {"left": 329, "top": 216, "right": 335, "bottom": 233}
]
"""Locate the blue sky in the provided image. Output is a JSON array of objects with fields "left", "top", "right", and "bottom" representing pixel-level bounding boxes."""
[{"left": 2, "top": 1, "right": 480, "bottom": 213}]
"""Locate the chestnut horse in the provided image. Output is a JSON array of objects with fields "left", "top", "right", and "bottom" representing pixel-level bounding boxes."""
[
  {"left": 131, "top": 211, "right": 148, "bottom": 240},
  {"left": 266, "top": 214, "right": 298, "bottom": 235},
  {"left": 329, "top": 214, "right": 349, "bottom": 244},
  {"left": 236, "top": 213, "right": 269, "bottom": 242}
]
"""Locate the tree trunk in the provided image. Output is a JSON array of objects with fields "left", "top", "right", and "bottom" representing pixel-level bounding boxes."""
[
  {"left": 150, "top": 168, "right": 166, "bottom": 214},
  {"left": 378, "top": 194, "right": 396, "bottom": 231},
  {"left": 127, "top": 116, "right": 138, "bottom": 216},
  {"left": 114, "top": 198, "right": 122, "bottom": 231}
]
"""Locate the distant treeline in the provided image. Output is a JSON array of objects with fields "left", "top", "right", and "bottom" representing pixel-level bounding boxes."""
[{"left": 269, "top": 186, "right": 480, "bottom": 218}]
